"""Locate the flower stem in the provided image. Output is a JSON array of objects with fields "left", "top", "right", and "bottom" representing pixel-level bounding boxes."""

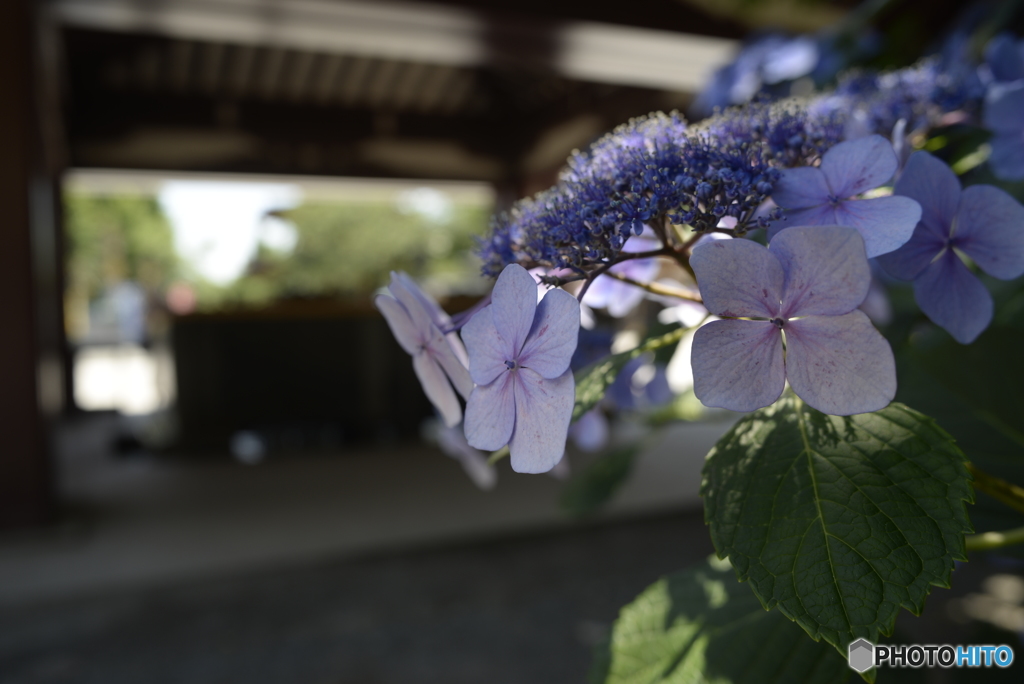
[
  {"left": 965, "top": 526, "right": 1024, "bottom": 551},
  {"left": 577, "top": 261, "right": 614, "bottom": 301},
  {"left": 968, "top": 462, "right": 1024, "bottom": 515},
  {"left": 602, "top": 272, "right": 703, "bottom": 302},
  {"left": 612, "top": 247, "right": 675, "bottom": 261},
  {"left": 487, "top": 446, "right": 509, "bottom": 465}
]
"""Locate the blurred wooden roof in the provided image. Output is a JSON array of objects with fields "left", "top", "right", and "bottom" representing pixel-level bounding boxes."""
[{"left": 50, "top": 0, "right": 765, "bottom": 185}]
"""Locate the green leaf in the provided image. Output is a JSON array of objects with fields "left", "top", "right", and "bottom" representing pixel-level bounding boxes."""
[
  {"left": 702, "top": 397, "right": 973, "bottom": 657},
  {"left": 560, "top": 443, "right": 640, "bottom": 517},
  {"left": 574, "top": 327, "right": 685, "bottom": 421},
  {"left": 592, "top": 557, "right": 852, "bottom": 684}
]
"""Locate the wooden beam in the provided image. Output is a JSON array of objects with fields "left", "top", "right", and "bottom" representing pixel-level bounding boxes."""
[{"left": 0, "top": 0, "right": 65, "bottom": 528}]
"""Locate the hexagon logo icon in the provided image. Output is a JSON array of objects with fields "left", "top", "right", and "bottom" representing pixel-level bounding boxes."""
[{"left": 848, "top": 638, "right": 874, "bottom": 673}]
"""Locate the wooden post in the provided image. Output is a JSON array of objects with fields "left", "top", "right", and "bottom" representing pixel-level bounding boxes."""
[{"left": 0, "top": 0, "right": 66, "bottom": 528}]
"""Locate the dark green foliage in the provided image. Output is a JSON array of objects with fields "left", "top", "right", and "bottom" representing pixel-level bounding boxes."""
[
  {"left": 702, "top": 398, "right": 974, "bottom": 656},
  {"left": 591, "top": 557, "right": 852, "bottom": 684},
  {"left": 574, "top": 328, "right": 685, "bottom": 421},
  {"left": 560, "top": 443, "right": 640, "bottom": 517},
  {"left": 217, "top": 201, "right": 490, "bottom": 307}
]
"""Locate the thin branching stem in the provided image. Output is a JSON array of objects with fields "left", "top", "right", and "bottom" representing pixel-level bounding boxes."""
[
  {"left": 965, "top": 526, "right": 1024, "bottom": 551},
  {"left": 603, "top": 272, "right": 702, "bottom": 302},
  {"left": 577, "top": 260, "right": 615, "bottom": 301},
  {"left": 613, "top": 246, "right": 676, "bottom": 261},
  {"left": 968, "top": 462, "right": 1024, "bottom": 515}
]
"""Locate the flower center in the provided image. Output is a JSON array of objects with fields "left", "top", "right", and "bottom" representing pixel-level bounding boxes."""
[
  {"left": 827, "top": 195, "right": 842, "bottom": 206},
  {"left": 505, "top": 359, "right": 519, "bottom": 370},
  {"left": 771, "top": 317, "right": 785, "bottom": 329}
]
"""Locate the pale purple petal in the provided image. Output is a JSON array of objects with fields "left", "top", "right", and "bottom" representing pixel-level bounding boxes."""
[
  {"left": 427, "top": 331, "right": 474, "bottom": 401},
  {"left": 784, "top": 311, "right": 896, "bottom": 416},
  {"left": 448, "top": 291, "right": 491, "bottom": 330},
  {"left": 393, "top": 271, "right": 473, "bottom": 367},
  {"left": 988, "top": 134, "right": 1024, "bottom": 182},
  {"left": 509, "top": 368, "right": 575, "bottom": 474},
  {"left": 437, "top": 426, "right": 496, "bottom": 491},
  {"left": 584, "top": 238, "right": 660, "bottom": 317},
  {"left": 461, "top": 306, "right": 510, "bottom": 386},
  {"left": 375, "top": 294, "right": 420, "bottom": 355},
  {"left": 392, "top": 271, "right": 450, "bottom": 329},
  {"left": 656, "top": 297, "right": 708, "bottom": 328},
  {"left": 913, "top": 250, "right": 993, "bottom": 344},
  {"left": 519, "top": 288, "right": 580, "bottom": 379},
  {"left": 622, "top": 235, "right": 661, "bottom": 255},
  {"left": 859, "top": 277, "right": 892, "bottom": 326},
  {"left": 893, "top": 151, "right": 959, "bottom": 240},
  {"left": 413, "top": 353, "right": 462, "bottom": 427},
  {"left": 768, "top": 204, "right": 839, "bottom": 240},
  {"left": 955, "top": 185, "right": 1024, "bottom": 280},
  {"left": 772, "top": 226, "right": 871, "bottom": 317},
  {"left": 492, "top": 264, "right": 539, "bottom": 356},
  {"left": 891, "top": 119, "right": 910, "bottom": 173},
  {"left": 690, "top": 238, "right": 784, "bottom": 318},
  {"left": 772, "top": 166, "right": 831, "bottom": 209},
  {"left": 876, "top": 225, "right": 945, "bottom": 281},
  {"left": 582, "top": 275, "right": 645, "bottom": 316},
  {"left": 986, "top": 34, "right": 1024, "bottom": 83},
  {"left": 605, "top": 283, "right": 648, "bottom": 317},
  {"left": 570, "top": 408, "right": 609, "bottom": 453},
  {"left": 446, "top": 331, "right": 470, "bottom": 368},
  {"left": 984, "top": 82, "right": 1024, "bottom": 135},
  {"left": 464, "top": 371, "right": 516, "bottom": 451},
  {"left": 820, "top": 134, "right": 898, "bottom": 198},
  {"left": 833, "top": 195, "right": 922, "bottom": 258},
  {"left": 691, "top": 319, "right": 785, "bottom": 412},
  {"left": 610, "top": 244, "right": 660, "bottom": 284},
  {"left": 387, "top": 276, "right": 434, "bottom": 334},
  {"left": 984, "top": 84, "right": 1024, "bottom": 181}
]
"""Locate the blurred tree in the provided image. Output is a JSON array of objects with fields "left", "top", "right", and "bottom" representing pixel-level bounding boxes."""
[
  {"left": 207, "top": 200, "right": 490, "bottom": 309},
  {"left": 64, "top": 194, "right": 180, "bottom": 340}
]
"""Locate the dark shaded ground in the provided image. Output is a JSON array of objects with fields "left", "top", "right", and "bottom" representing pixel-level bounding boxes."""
[
  {"left": 0, "top": 511, "right": 715, "bottom": 684},
  {"left": 2, "top": 507, "right": 1021, "bottom": 684}
]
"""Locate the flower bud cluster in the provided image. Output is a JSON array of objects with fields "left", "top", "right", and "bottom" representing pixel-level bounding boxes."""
[
  {"left": 697, "top": 100, "right": 844, "bottom": 168},
  {"left": 814, "top": 58, "right": 983, "bottom": 138},
  {"left": 478, "top": 108, "right": 824, "bottom": 275}
]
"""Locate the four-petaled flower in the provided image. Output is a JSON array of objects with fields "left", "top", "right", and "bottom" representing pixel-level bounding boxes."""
[
  {"left": 984, "top": 82, "right": 1024, "bottom": 182},
  {"left": 690, "top": 225, "right": 896, "bottom": 415},
  {"left": 375, "top": 272, "right": 474, "bottom": 427},
  {"left": 770, "top": 134, "right": 922, "bottom": 257},
  {"left": 878, "top": 151, "right": 1024, "bottom": 343},
  {"left": 462, "top": 264, "right": 580, "bottom": 473}
]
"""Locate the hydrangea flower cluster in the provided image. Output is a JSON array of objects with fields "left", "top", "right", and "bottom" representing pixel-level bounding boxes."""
[
  {"left": 378, "top": 27, "right": 1024, "bottom": 480},
  {"left": 373, "top": 17, "right": 1024, "bottom": 684},
  {"left": 983, "top": 34, "right": 1024, "bottom": 181},
  {"left": 478, "top": 46, "right": 995, "bottom": 283},
  {"left": 696, "top": 99, "right": 845, "bottom": 168},
  {"left": 478, "top": 110, "right": 790, "bottom": 276},
  {"left": 813, "top": 58, "right": 982, "bottom": 139},
  {"left": 690, "top": 226, "right": 895, "bottom": 415},
  {"left": 879, "top": 151, "right": 1024, "bottom": 343}
]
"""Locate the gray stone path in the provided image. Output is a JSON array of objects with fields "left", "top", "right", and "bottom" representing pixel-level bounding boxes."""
[{"left": 0, "top": 512, "right": 714, "bottom": 684}]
